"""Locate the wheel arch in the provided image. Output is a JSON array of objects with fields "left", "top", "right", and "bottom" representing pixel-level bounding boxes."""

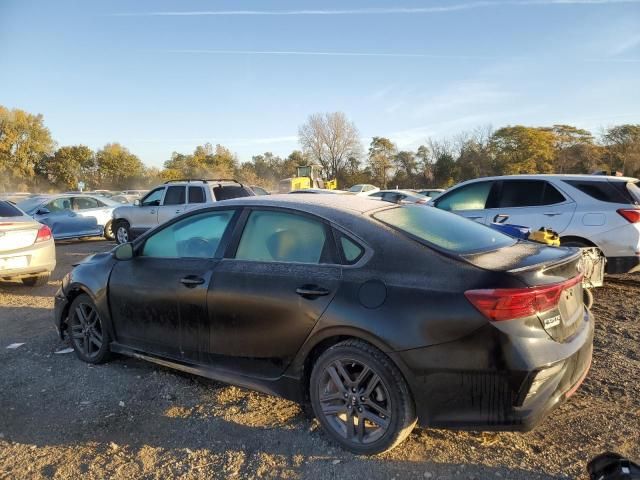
[{"left": 559, "top": 235, "right": 598, "bottom": 248}]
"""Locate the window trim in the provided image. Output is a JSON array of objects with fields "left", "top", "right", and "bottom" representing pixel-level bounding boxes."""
[{"left": 224, "top": 206, "right": 340, "bottom": 266}]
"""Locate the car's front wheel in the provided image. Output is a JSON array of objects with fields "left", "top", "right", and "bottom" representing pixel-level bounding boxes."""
[
  {"left": 310, "top": 339, "right": 417, "bottom": 455},
  {"left": 67, "top": 294, "right": 111, "bottom": 364},
  {"left": 114, "top": 220, "right": 130, "bottom": 244},
  {"left": 103, "top": 220, "right": 115, "bottom": 241}
]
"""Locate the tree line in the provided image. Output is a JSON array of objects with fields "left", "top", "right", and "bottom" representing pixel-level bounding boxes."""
[{"left": 1, "top": 105, "right": 639, "bottom": 193}]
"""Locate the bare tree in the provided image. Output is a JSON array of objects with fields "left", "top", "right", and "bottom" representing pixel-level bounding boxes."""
[{"left": 298, "top": 112, "right": 362, "bottom": 180}]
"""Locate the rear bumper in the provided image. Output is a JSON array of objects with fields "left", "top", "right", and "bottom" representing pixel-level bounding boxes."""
[
  {"left": 0, "top": 241, "right": 56, "bottom": 280},
  {"left": 605, "top": 255, "right": 640, "bottom": 274},
  {"left": 391, "top": 309, "right": 594, "bottom": 431}
]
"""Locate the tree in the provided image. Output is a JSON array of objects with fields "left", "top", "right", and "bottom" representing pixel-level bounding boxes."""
[
  {"left": 602, "top": 124, "right": 640, "bottom": 176},
  {"left": 0, "top": 106, "right": 55, "bottom": 190},
  {"left": 163, "top": 143, "right": 238, "bottom": 179},
  {"left": 490, "top": 126, "right": 556, "bottom": 175},
  {"left": 96, "top": 143, "right": 145, "bottom": 189},
  {"left": 38, "top": 145, "right": 96, "bottom": 189},
  {"left": 298, "top": 112, "right": 361, "bottom": 182},
  {"left": 368, "top": 137, "right": 396, "bottom": 188},
  {"left": 392, "top": 150, "right": 419, "bottom": 188},
  {"left": 428, "top": 139, "right": 457, "bottom": 187},
  {"left": 541, "top": 125, "right": 595, "bottom": 173}
]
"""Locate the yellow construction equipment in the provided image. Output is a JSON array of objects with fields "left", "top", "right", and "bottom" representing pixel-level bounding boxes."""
[{"left": 278, "top": 165, "right": 338, "bottom": 193}]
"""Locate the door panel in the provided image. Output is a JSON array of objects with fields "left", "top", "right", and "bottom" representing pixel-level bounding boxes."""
[
  {"left": 135, "top": 187, "right": 165, "bottom": 230},
  {"left": 207, "top": 260, "right": 341, "bottom": 378},
  {"left": 158, "top": 186, "right": 187, "bottom": 225}
]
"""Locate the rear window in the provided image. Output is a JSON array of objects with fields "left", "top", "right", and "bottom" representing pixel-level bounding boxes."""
[
  {"left": 213, "top": 185, "right": 255, "bottom": 201},
  {"left": 565, "top": 180, "right": 634, "bottom": 204},
  {"left": 374, "top": 205, "right": 516, "bottom": 254},
  {"left": 0, "top": 201, "right": 23, "bottom": 217}
]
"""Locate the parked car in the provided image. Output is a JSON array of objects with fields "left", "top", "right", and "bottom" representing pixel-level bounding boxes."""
[
  {"left": 112, "top": 179, "right": 255, "bottom": 244},
  {"left": 0, "top": 200, "right": 56, "bottom": 286},
  {"left": 430, "top": 174, "right": 640, "bottom": 274},
  {"left": 415, "top": 188, "right": 445, "bottom": 199},
  {"left": 16, "top": 194, "right": 119, "bottom": 240},
  {"left": 250, "top": 186, "right": 270, "bottom": 196},
  {"left": 55, "top": 195, "right": 592, "bottom": 454},
  {"left": 349, "top": 184, "right": 380, "bottom": 196},
  {"left": 368, "top": 189, "right": 428, "bottom": 204}
]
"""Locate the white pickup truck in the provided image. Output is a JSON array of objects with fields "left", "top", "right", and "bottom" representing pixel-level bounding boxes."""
[{"left": 112, "top": 179, "right": 255, "bottom": 244}]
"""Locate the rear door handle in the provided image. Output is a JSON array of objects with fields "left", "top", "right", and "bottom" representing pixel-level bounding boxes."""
[
  {"left": 296, "top": 286, "right": 330, "bottom": 297},
  {"left": 493, "top": 214, "right": 510, "bottom": 223},
  {"left": 543, "top": 212, "right": 562, "bottom": 216},
  {"left": 180, "top": 276, "right": 205, "bottom": 287},
  {"left": 466, "top": 215, "right": 484, "bottom": 220}
]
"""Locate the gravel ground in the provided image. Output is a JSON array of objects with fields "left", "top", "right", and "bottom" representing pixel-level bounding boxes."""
[{"left": 0, "top": 239, "right": 638, "bottom": 479}]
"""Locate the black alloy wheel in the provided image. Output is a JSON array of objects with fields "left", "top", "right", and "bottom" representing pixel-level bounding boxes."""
[{"left": 68, "top": 294, "right": 111, "bottom": 364}]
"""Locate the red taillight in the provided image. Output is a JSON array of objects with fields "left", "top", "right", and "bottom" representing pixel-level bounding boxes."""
[
  {"left": 465, "top": 275, "right": 582, "bottom": 322},
  {"left": 617, "top": 208, "right": 640, "bottom": 223},
  {"left": 35, "top": 225, "right": 52, "bottom": 243}
]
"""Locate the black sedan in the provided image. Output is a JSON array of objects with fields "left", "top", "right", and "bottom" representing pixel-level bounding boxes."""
[{"left": 54, "top": 195, "right": 593, "bottom": 455}]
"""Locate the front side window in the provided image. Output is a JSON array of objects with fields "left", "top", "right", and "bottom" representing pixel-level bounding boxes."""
[
  {"left": 163, "top": 186, "right": 186, "bottom": 206},
  {"left": 435, "top": 181, "right": 492, "bottom": 211},
  {"left": 374, "top": 205, "right": 515, "bottom": 254},
  {"left": 47, "top": 197, "right": 72, "bottom": 212},
  {"left": 497, "top": 180, "right": 565, "bottom": 208},
  {"left": 73, "top": 197, "right": 99, "bottom": 210},
  {"left": 142, "top": 188, "right": 164, "bottom": 207},
  {"left": 142, "top": 211, "right": 234, "bottom": 258},
  {"left": 235, "top": 210, "right": 328, "bottom": 263}
]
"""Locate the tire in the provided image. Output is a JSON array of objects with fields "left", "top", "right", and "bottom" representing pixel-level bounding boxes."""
[
  {"left": 21, "top": 273, "right": 50, "bottom": 287},
  {"left": 103, "top": 220, "right": 115, "bottom": 241},
  {"left": 310, "top": 339, "right": 417, "bottom": 455},
  {"left": 114, "top": 220, "right": 130, "bottom": 244},
  {"left": 67, "top": 293, "right": 111, "bottom": 364}
]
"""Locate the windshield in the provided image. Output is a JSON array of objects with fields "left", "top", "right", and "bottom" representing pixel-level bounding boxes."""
[{"left": 374, "top": 205, "right": 516, "bottom": 254}]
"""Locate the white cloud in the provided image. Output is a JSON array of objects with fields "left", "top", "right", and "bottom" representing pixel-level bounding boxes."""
[{"left": 610, "top": 33, "right": 640, "bottom": 55}]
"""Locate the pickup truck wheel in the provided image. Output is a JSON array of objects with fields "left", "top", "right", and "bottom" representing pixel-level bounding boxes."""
[
  {"left": 114, "top": 220, "right": 130, "bottom": 244},
  {"left": 103, "top": 220, "right": 115, "bottom": 241}
]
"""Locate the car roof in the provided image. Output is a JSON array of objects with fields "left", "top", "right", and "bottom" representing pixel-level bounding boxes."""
[
  {"left": 459, "top": 174, "right": 638, "bottom": 183},
  {"left": 219, "top": 193, "right": 391, "bottom": 216}
]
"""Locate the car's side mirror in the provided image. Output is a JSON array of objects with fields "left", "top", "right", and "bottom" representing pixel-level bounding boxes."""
[
  {"left": 133, "top": 199, "right": 141, "bottom": 206},
  {"left": 113, "top": 243, "right": 134, "bottom": 261},
  {"left": 36, "top": 207, "right": 50, "bottom": 215}
]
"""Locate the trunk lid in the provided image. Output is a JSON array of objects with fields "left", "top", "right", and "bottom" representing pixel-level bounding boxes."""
[
  {"left": 0, "top": 216, "right": 41, "bottom": 252},
  {"left": 463, "top": 241, "right": 584, "bottom": 342}
]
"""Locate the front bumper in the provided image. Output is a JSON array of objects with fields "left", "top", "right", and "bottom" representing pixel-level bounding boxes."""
[
  {"left": 391, "top": 309, "right": 595, "bottom": 431},
  {"left": 54, "top": 288, "right": 70, "bottom": 339}
]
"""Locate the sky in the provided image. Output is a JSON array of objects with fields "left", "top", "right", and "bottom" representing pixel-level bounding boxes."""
[{"left": 1, "top": 0, "right": 639, "bottom": 168}]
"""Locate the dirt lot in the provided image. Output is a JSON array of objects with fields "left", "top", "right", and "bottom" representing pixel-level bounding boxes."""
[{"left": 0, "top": 239, "right": 638, "bottom": 480}]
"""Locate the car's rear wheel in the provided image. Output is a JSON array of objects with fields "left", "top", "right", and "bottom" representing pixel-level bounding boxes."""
[
  {"left": 68, "top": 294, "right": 111, "bottom": 364},
  {"left": 21, "top": 273, "right": 50, "bottom": 287},
  {"left": 103, "top": 220, "right": 115, "bottom": 241},
  {"left": 310, "top": 339, "right": 417, "bottom": 455},
  {"left": 114, "top": 220, "right": 130, "bottom": 244}
]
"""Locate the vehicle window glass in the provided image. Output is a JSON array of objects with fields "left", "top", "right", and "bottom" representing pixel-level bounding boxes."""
[
  {"left": 435, "top": 182, "right": 492, "bottom": 211},
  {"left": 213, "top": 185, "right": 255, "bottom": 201},
  {"left": 565, "top": 180, "right": 631, "bottom": 204},
  {"left": 163, "top": 186, "right": 186, "bottom": 205},
  {"left": 369, "top": 192, "right": 384, "bottom": 198},
  {"left": 188, "top": 186, "right": 206, "bottom": 204},
  {"left": 73, "top": 197, "right": 99, "bottom": 210},
  {"left": 496, "top": 180, "right": 542, "bottom": 208},
  {"left": 542, "top": 183, "right": 565, "bottom": 204},
  {"left": 626, "top": 182, "right": 640, "bottom": 204},
  {"left": 47, "top": 197, "right": 72, "bottom": 212},
  {"left": 340, "top": 235, "right": 364, "bottom": 264},
  {"left": 374, "top": 205, "right": 515, "bottom": 254},
  {"left": 236, "top": 211, "right": 327, "bottom": 263},
  {"left": 142, "top": 211, "right": 234, "bottom": 258},
  {"left": 0, "top": 201, "right": 22, "bottom": 217},
  {"left": 142, "top": 188, "right": 164, "bottom": 207}
]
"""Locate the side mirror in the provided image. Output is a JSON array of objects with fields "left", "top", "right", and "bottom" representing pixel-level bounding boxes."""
[
  {"left": 36, "top": 207, "right": 50, "bottom": 215},
  {"left": 113, "top": 243, "right": 134, "bottom": 261},
  {"left": 133, "top": 199, "right": 141, "bottom": 206}
]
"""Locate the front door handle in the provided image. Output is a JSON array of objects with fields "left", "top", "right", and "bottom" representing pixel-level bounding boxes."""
[
  {"left": 493, "top": 214, "right": 509, "bottom": 224},
  {"left": 296, "top": 286, "right": 330, "bottom": 298},
  {"left": 466, "top": 215, "right": 484, "bottom": 220},
  {"left": 180, "top": 276, "right": 205, "bottom": 287},
  {"left": 149, "top": 209, "right": 156, "bottom": 214},
  {"left": 543, "top": 212, "right": 562, "bottom": 216}
]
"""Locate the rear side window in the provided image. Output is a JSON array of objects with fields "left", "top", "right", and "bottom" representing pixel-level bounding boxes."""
[
  {"left": 0, "top": 201, "right": 22, "bottom": 217},
  {"left": 625, "top": 182, "right": 640, "bottom": 204},
  {"left": 163, "top": 186, "right": 186, "bottom": 205},
  {"left": 374, "top": 205, "right": 515, "bottom": 254},
  {"left": 142, "top": 211, "right": 234, "bottom": 258},
  {"left": 73, "top": 197, "right": 99, "bottom": 210},
  {"left": 213, "top": 185, "right": 255, "bottom": 201},
  {"left": 573, "top": 180, "right": 639, "bottom": 205},
  {"left": 496, "top": 180, "right": 565, "bottom": 208},
  {"left": 235, "top": 210, "right": 328, "bottom": 263},
  {"left": 339, "top": 235, "right": 364, "bottom": 264},
  {"left": 188, "top": 186, "right": 206, "bottom": 204},
  {"left": 435, "top": 181, "right": 492, "bottom": 211}
]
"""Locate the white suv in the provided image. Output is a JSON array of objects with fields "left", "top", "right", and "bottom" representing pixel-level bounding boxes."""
[
  {"left": 429, "top": 174, "right": 640, "bottom": 274},
  {"left": 112, "top": 179, "right": 254, "bottom": 244}
]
